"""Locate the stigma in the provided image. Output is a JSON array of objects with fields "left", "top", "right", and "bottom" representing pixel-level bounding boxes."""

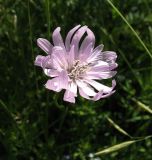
[{"left": 68, "top": 60, "right": 90, "bottom": 79}]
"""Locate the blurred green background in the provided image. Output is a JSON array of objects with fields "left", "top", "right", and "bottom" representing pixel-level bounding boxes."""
[{"left": 0, "top": 0, "right": 152, "bottom": 159}]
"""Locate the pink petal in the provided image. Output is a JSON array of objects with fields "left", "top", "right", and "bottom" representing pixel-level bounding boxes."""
[
  {"left": 45, "top": 78, "right": 61, "bottom": 92},
  {"left": 35, "top": 55, "right": 52, "bottom": 69},
  {"left": 92, "top": 80, "right": 116, "bottom": 101},
  {"left": 52, "top": 27, "right": 65, "bottom": 49},
  {"left": 37, "top": 38, "right": 53, "bottom": 54},
  {"left": 109, "top": 63, "right": 118, "bottom": 70},
  {"left": 90, "top": 66, "right": 110, "bottom": 72},
  {"left": 89, "top": 61, "right": 117, "bottom": 72},
  {"left": 67, "top": 81, "right": 77, "bottom": 96},
  {"left": 92, "top": 90, "right": 104, "bottom": 101},
  {"left": 45, "top": 70, "right": 69, "bottom": 92},
  {"left": 52, "top": 58, "right": 63, "bottom": 71},
  {"left": 71, "top": 26, "right": 88, "bottom": 59},
  {"left": 58, "top": 70, "right": 69, "bottom": 89},
  {"left": 93, "top": 44, "right": 104, "bottom": 54},
  {"left": 44, "top": 69, "right": 59, "bottom": 77},
  {"left": 100, "top": 51, "right": 117, "bottom": 62},
  {"left": 94, "top": 90, "right": 115, "bottom": 100},
  {"left": 79, "top": 28, "right": 95, "bottom": 55},
  {"left": 79, "top": 87, "right": 90, "bottom": 99},
  {"left": 63, "top": 90, "right": 76, "bottom": 103},
  {"left": 79, "top": 80, "right": 116, "bottom": 101},
  {"left": 51, "top": 46, "right": 68, "bottom": 70},
  {"left": 86, "top": 71, "right": 117, "bottom": 79},
  {"left": 67, "top": 45, "right": 75, "bottom": 67},
  {"left": 87, "top": 44, "right": 104, "bottom": 63},
  {"left": 79, "top": 43, "right": 93, "bottom": 61},
  {"left": 76, "top": 80, "right": 96, "bottom": 96},
  {"left": 84, "top": 79, "right": 113, "bottom": 93},
  {"left": 65, "top": 25, "right": 81, "bottom": 51},
  {"left": 90, "top": 60, "right": 108, "bottom": 68},
  {"left": 41, "top": 55, "right": 52, "bottom": 68},
  {"left": 34, "top": 55, "right": 45, "bottom": 67}
]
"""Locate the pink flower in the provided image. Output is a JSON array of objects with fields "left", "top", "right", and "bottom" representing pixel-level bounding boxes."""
[{"left": 35, "top": 25, "right": 117, "bottom": 103}]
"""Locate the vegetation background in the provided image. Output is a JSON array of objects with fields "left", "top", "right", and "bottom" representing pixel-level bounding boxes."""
[{"left": 0, "top": 0, "right": 152, "bottom": 159}]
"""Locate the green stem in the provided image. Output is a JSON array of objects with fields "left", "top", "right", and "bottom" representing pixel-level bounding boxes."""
[
  {"left": 28, "top": 0, "right": 39, "bottom": 92},
  {"left": 56, "top": 106, "right": 69, "bottom": 139}
]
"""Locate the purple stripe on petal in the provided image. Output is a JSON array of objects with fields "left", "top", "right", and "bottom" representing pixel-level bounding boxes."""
[
  {"left": 71, "top": 26, "right": 88, "bottom": 59},
  {"left": 37, "top": 38, "right": 53, "bottom": 54},
  {"left": 87, "top": 44, "right": 104, "bottom": 63},
  {"left": 86, "top": 71, "right": 117, "bottom": 79},
  {"left": 58, "top": 70, "right": 69, "bottom": 90},
  {"left": 79, "top": 43, "right": 93, "bottom": 61},
  {"left": 65, "top": 25, "right": 81, "bottom": 51},
  {"left": 67, "top": 45, "right": 75, "bottom": 67},
  {"left": 52, "top": 55, "right": 63, "bottom": 71},
  {"left": 41, "top": 56, "right": 52, "bottom": 68},
  {"left": 100, "top": 51, "right": 117, "bottom": 62},
  {"left": 89, "top": 62, "right": 117, "bottom": 72},
  {"left": 90, "top": 65, "right": 110, "bottom": 72},
  {"left": 51, "top": 46, "right": 68, "bottom": 69},
  {"left": 80, "top": 28, "right": 95, "bottom": 54}
]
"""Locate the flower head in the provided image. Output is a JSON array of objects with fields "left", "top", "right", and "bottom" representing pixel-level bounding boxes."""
[{"left": 35, "top": 25, "right": 117, "bottom": 103}]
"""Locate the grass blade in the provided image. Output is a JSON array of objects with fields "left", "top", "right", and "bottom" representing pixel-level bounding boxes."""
[
  {"left": 28, "top": 0, "right": 39, "bottom": 92},
  {"left": 107, "top": 117, "right": 132, "bottom": 138},
  {"left": 95, "top": 140, "right": 135, "bottom": 156},
  {"left": 45, "top": 0, "right": 51, "bottom": 38},
  {"left": 94, "top": 135, "right": 152, "bottom": 156},
  {"left": 132, "top": 98, "right": 152, "bottom": 114},
  {"left": 107, "top": 0, "right": 152, "bottom": 59},
  {"left": 0, "top": 100, "right": 16, "bottom": 125}
]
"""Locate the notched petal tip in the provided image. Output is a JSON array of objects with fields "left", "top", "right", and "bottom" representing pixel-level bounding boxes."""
[
  {"left": 34, "top": 55, "right": 45, "bottom": 67},
  {"left": 52, "top": 27, "right": 66, "bottom": 49},
  {"left": 37, "top": 38, "right": 53, "bottom": 54},
  {"left": 53, "top": 27, "right": 61, "bottom": 35},
  {"left": 112, "top": 79, "right": 116, "bottom": 88},
  {"left": 109, "top": 63, "right": 118, "bottom": 70},
  {"left": 101, "top": 51, "right": 117, "bottom": 62}
]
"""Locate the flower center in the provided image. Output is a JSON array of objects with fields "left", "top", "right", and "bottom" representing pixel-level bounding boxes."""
[{"left": 68, "top": 60, "right": 89, "bottom": 79}]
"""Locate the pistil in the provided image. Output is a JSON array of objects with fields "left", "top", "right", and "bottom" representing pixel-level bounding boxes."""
[{"left": 68, "top": 60, "right": 89, "bottom": 79}]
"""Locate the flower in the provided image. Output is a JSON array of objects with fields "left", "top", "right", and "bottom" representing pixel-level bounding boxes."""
[{"left": 34, "top": 25, "right": 117, "bottom": 103}]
